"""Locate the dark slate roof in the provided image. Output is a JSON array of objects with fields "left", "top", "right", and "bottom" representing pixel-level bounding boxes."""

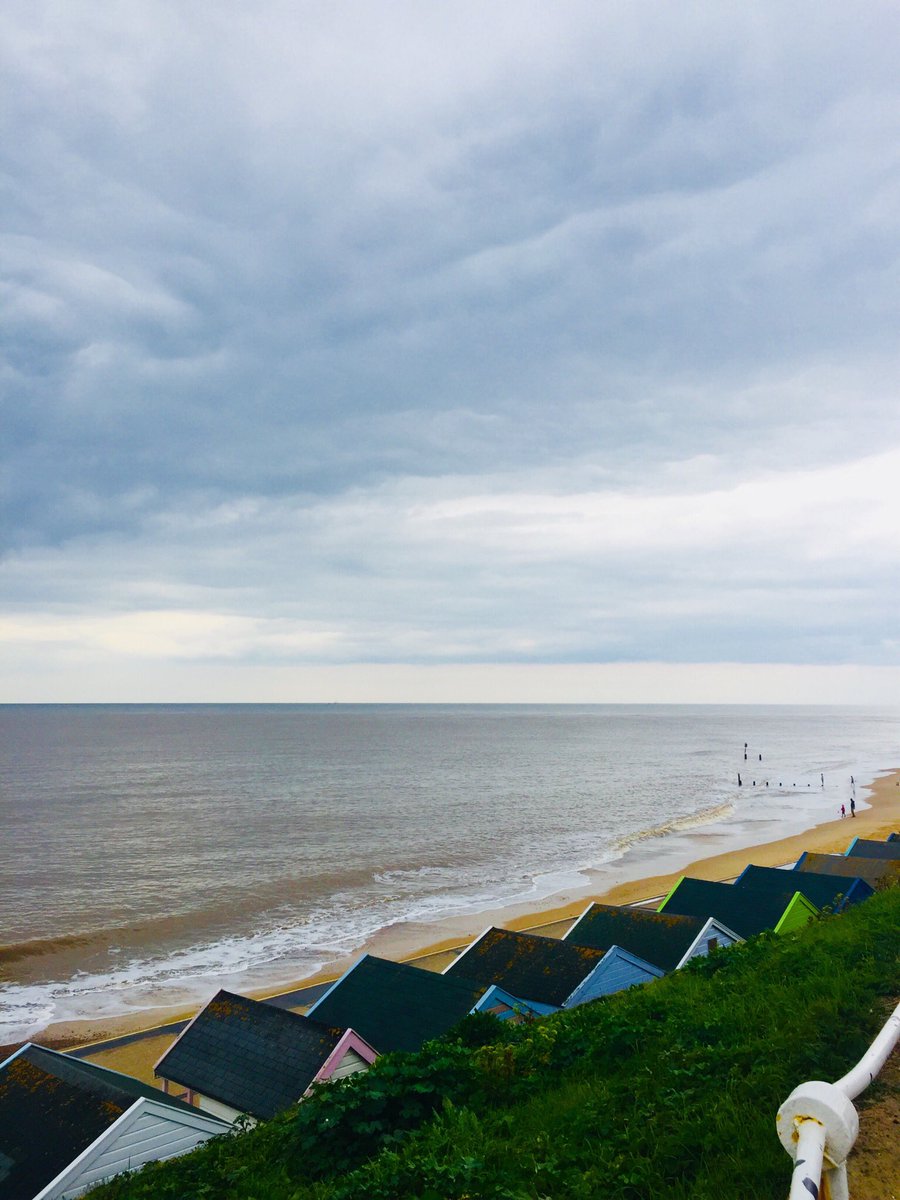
[
  {"left": 0, "top": 1043, "right": 196, "bottom": 1200},
  {"left": 308, "top": 956, "right": 488, "bottom": 1054},
  {"left": 845, "top": 837, "right": 900, "bottom": 861},
  {"left": 444, "top": 927, "right": 607, "bottom": 1007},
  {"left": 659, "top": 878, "right": 812, "bottom": 939},
  {"left": 155, "top": 990, "right": 350, "bottom": 1120},
  {"left": 794, "top": 851, "right": 900, "bottom": 886},
  {"left": 736, "top": 864, "right": 873, "bottom": 911},
  {"left": 564, "top": 904, "right": 710, "bottom": 972}
]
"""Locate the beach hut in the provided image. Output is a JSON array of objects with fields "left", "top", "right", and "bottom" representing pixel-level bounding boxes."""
[
  {"left": 0, "top": 1043, "right": 229, "bottom": 1200},
  {"left": 792, "top": 851, "right": 900, "bottom": 888},
  {"left": 306, "top": 955, "right": 490, "bottom": 1054},
  {"left": 734, "top": 864, "right": 873, "bottom": 912},
  {"left": 657, "top": 878, "right": 819, "bottom": 939},
  {"left": 844, "top": 836, "right": 900, "bottom": 861},
  {"left": 471, "top": 985, "right": 558, "bottom": 1021},
  {"left": 443, "top": 927, "right": 663, "bottom": 1009},
  {"left": 563, "top": 903, "right": 742, "bottom": 971},
  {"left": 153, "top": 990, "right": 377, "bottom": 1123}
]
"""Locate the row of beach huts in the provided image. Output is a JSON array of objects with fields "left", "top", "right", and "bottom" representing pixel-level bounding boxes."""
[{"left": 2, "top": 834, "right": 898, "bottom": 1200}]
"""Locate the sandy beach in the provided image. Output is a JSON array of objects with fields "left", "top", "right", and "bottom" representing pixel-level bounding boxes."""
[{"left": 30, "top": 766, "right": 898, "bottom": 1086}]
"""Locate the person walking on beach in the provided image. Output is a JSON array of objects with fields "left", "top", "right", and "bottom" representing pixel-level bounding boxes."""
[
  {"left": 841, "top": 803, "right": 846, "bottom": 818},
  {"left": 850, "top": 796, "right": 856, "bottom": 817}
]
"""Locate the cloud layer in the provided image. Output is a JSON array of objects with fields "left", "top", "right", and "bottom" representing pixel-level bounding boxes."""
[{"left": 2, "top": 2, "right": 899, "bottom": 697}]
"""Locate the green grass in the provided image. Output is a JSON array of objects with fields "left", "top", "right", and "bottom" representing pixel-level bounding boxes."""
[{"left": 90, "top": 886, "right": 899, "bottom": 1200}]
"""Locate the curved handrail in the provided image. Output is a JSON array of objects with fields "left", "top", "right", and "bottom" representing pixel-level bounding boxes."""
[
  {"left": 834, "top": 1002, "right": 900, "bottom": 1099},
  {"left": 777, "top": 999, "right": 900, "bottom": 1200}
]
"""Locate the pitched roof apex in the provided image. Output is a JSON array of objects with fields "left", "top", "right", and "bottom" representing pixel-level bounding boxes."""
[
  {"left": 657, "top": 876, "right": 686, "bottom": 912},
  {"left": 440, "top": 925, "right": 496, "bottom": 975},
  {"left": 306, "top": 953, "right": 374, "bottom": 1018},
  {"left": 0, "top": 1041, "right": 32, "bottom": 1070}
]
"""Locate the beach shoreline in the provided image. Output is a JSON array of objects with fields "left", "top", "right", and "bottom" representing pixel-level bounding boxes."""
[{"left": 25, "top": 766, "right": 899, "bottom": 1071}]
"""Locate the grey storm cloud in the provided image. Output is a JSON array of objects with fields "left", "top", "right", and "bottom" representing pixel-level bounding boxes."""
[{"left": 2, "top": 0, "right": 900, "bottom": 689}]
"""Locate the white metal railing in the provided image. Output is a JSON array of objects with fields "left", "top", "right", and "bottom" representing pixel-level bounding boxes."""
[{"left": 776, "top": 1000, "right": 900, "bottom": 1200}]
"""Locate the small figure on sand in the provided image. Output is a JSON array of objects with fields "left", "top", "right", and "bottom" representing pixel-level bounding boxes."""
[
  {"left": 759, "top": 753, "right": 762, "bottom": 762},
  {"left": 841, "top": 803, "right": 846, "bottom": 818},
  {"left": 850, "top": 796, "right": 856, "bottom": 817},
  {"left": 737, "top": 772, "right": 742, "bottom": 787},
  {"left": 821, "top": 773, "right": 824, "bottom": 788}
]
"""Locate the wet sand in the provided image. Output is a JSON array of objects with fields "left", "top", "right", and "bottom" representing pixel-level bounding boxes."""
[{"left": 27, "top": 767, "right": 900, "bottom": 1085}]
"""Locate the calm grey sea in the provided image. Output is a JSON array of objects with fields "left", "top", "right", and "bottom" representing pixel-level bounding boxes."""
[{"left": 1, "top": 703, "right": 897, "bottom": 1041}]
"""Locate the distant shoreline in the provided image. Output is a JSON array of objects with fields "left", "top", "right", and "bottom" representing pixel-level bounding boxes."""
[{"left": 27, "top": 766, "right": 899, "bottom": 1083}]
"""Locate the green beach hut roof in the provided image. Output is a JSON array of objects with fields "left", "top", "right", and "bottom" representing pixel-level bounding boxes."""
[
  {"left": 658, "top": 877, "right": 819, "bottom": 939},
  {"left": 306, "top": 955, "right": 488, "bottom": 1054}
]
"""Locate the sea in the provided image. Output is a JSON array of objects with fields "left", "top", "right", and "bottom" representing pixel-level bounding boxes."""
[{"left": 1, "top": 703, "right": 898, "bottom": 1045}]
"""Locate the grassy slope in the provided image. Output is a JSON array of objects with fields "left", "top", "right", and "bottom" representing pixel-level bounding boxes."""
[{"left": 90, "top": 887, "right": 899, "bottom": 1200}]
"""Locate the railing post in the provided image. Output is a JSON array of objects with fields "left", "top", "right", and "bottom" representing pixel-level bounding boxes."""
[
  {"left": 786, "top": 1117, "right": 826, "bottom": 1200},
  {"left": 777, "top": 1080, "right": 858, "bottom": 1197},
  {"left": 823, "top": 1161, "right": 850, "bottom": 1200}
]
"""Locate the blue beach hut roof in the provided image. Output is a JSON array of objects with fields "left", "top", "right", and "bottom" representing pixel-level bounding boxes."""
[{"left": 734, "top": 864, "right": 873, "bottom": 912}]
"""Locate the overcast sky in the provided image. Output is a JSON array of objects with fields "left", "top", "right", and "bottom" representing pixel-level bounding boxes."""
[{"left": 3, "top": 1, "right": 899, "bottom": 702}]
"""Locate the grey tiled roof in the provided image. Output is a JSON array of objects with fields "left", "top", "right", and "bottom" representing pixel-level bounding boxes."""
[
  {"left": 308, "top": 956, "right": 487, "bottom": 1054},
  {"left": 794, "top": 851, "right": 899, "bottom": 886},
  {"left": 845, "top": 837, "right": 900, "bottom": 861},
  {"left": 565, "top": 904, "right": 709, "bottom": 972},
  {"left": 0, "top": 1043, "right": 195, "bottom": 1200},
  {"left": 155, "top": 990, "right": 350, "bottom": 1119},
  {"left": 444, "top": 927, "right": 606, "bottom": 1007}
]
